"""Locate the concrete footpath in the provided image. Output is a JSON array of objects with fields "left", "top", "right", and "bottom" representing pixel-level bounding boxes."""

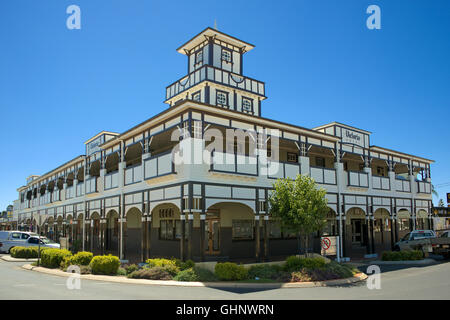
[{"left": 21, "top": 264, "right": 368, "bottom": 289}]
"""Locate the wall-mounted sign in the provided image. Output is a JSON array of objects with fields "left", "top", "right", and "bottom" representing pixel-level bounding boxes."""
[
  {"left": 86, "top": 135, "right": 105, "bottom": 156},
  {"left": 447, "top": 193, "right": 450, "bottom": 205},
  {"left": 341, "top": 128, "right": 364, "bottom": 147}
]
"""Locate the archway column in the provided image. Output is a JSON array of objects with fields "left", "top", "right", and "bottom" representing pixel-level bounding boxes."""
[
  {"left": 390, "top": 216, "right": 395, "bottom": 250},
  {"left": 263, "top": 215, "right": 269, "bottom": 261},
  {"left": 187, "top": 213, "right": 194, "bottom": 260},
  {"left": 141, "top": 215, "right": 146, "bottom": 262},
  {"left": 200, "top": 213, "right": 205, "bottom": 262},
  {"left": 100, "top": 218, "right": 106, "bottom": 255},
  {"left": 370, "top": 216, "right": 375, "bottom": 254},
  {"left": 146, "top": 215, "right": 152, "bottom": 260},
  {"left": 180, "top": 214, "right": 186, "bottom": 261}
]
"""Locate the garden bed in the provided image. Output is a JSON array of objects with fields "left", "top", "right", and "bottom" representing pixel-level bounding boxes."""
[{"left": 27, "top": 248, "right": 361, "bottom": 285}]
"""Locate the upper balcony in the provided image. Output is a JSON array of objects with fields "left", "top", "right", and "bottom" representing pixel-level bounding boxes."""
[{"left": 165, "top": 65, "right": 265, "bottom": 102}]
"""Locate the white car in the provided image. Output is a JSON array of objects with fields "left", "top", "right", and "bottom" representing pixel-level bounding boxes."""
[
  {"left": 0, "top": 236, "right": 60, "bottom": 253},
  {"left": 0, "top": 231, "right": 39, "bottom": 253}
]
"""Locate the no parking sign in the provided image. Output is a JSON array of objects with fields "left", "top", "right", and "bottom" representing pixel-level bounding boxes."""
[{"left": 321, "top": 236, "right": 338, "bottom": 256}]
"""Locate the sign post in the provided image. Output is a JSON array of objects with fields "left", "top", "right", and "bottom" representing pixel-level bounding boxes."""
[{"left": 321, "top": 236, "right": 339, "bottom": 261}]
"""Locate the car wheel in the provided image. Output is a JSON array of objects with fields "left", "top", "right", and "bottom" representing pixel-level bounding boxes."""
[
  {"left": 8, "top": 247, "right": 14, "bottom": 254},
  {"left": 393, "top": 245, "right": 400, "bottom": 252}
]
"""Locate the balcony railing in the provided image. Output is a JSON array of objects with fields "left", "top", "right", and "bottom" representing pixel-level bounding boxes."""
[
  {"left": 310, "top": 166, "right": 337, "bottom": 185},
  {"left": 76, "top": 182, "right": 84, "bottom": 197},
  {"left": 210, "top": 151, "right": 258, "bottom": 176},
  {"left": 267, "top": 161, "right": 301, "bottom": 180},
  {"left": 395, "top": 177, "right": 411, "bottom": 192},
  {"left": 166, "top": 65, "right": 265, "bottom": 101},
  {"left": 417, "top": 181, "right": 431, "bottom": 194},
  {"left": 144, "top": 152, "right": 176, "bottom": 180},
  {"left": 125, "top": 164, "right": 142, "bottom": 185},
  {"left": 104, "top": 172, "right": 119, "bottom": 190},
  {"left": 65, "top": 187, "right": 74, "bottom": 200},
  {"left": 85, "top": 177, "right": 98, "bottom": 194},
  {"left": 347, "top": 171, "right": 369, "bottom": 188},
  {"left": 372, "top": 175, "right": 390, "bottom": 190}
]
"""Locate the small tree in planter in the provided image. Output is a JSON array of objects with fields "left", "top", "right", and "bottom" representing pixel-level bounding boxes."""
[{"left": 268, "top": 174, "right": 328, "bottom": 256}]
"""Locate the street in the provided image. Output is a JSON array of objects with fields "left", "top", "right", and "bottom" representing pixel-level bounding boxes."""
[{"left": 0, "top": 258, "right": 449, "bottom": 300}]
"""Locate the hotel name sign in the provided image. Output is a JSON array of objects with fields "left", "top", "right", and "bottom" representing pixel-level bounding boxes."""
[
  {"left": 87, "top": 135, "right": 105, "bottom": 156},
  {"left": 341, "top": 128, "right": 364, "bottom": 147}
]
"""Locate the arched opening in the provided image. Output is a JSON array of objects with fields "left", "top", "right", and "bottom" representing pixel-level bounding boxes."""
[
  {"left": 89, "top": 160, "right": 100, "bottom": 177},
  {"left": 39, "top": 185, "right": 46, "bottom": 196},
  {"left": 47, "top": 216, "right": 55, "bottom": 240},
  {"left": 90, "top": 211, "right": 101, "bottom": 255},
  {"left": 151, "top": 203, "right": 182, "bottom": 259},
  {"left": 322, "top": 207, "right": 338, "bottom": 236},
  {"left": 206, "top": 202, "right": 257, "bottom": 260},
  {"left": 105, "top": 210, "right": 119, "bottom": 255},
  {"left": 374, "top": 208, "right": 391, "bottom": 252},
  {"left": 66, "top": 173, "right": 74, "bottom": 188},
  {"left": 74, "top": 213, "right": 84, "bottom": 253},
  {"left": 76, "top": 167, "right": 84, "bottom": 182},
  {"left": 397, "top": 209, "right": 411, "bottom": 239},
  {"left": 56, "top": 216, "right": 63, "bottom": 242},
  {"left": 125, "top": 143, "right": 142, "bottom": 168},
  {"left": 345, "top": 207, "right": 367, "bottom": 258},
  {"left": 105, "top": 152, "right": 119, "bottom": 173},
  {"left": 416, "top": 209, "right": 428, "bottom": 230},
  {"left": 125, "top": 207, "right": 143, "bottom": 263}
]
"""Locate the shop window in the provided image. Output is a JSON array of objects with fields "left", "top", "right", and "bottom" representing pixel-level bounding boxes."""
[
  {"left": 374, "top": 219, "right": 381, "bottom": 232},
  {"left": 160, "top": 220, "right": 174, "bottom": 240},
  {"left": 384, "top": 218, "right": 391, "bottom": 232},
  {"left": 114, "top": 218, "right": 118, "bottom": 236},
  {"left": 322, "top": 219, "right": 337, "bottom": 236},
  {"left": 259, "top": 200, "right": 267, "bottom": 212},
  {"left": 399, "top": 218, "right": 410, "bottom": 231},
  {"left": 232, "top": 220, "right": 253, "bottom": 240}
]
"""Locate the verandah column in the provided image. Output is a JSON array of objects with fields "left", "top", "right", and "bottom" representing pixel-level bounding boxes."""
[
  {"left": 146, "top": 215, "right": 152, "bottom": 259},
  {"left": 200, "top": 213, "right": 205, "bottom": 262},
  {"left": 187, "top": 213, "right": 194, "bottom": 260},
  {"left": 180, "top": 214, "right": 186, "bottom": 261},
  {"left": 141, "top": 214, "right": 146, "bottom": 262},
  {"left": 390, "top": 216, "right": 395, "bottom": 250},
  {"left": 255, "top": 215, "right": 261, "bottom": 262}
]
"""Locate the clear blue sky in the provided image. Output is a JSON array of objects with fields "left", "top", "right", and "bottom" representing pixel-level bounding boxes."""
[{"left": 1, "top": 0, "right": 449, "bottom": 210}]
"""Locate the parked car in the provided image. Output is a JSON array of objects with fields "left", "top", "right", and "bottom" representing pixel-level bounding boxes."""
[
  {"left": 0, "top": 231, "right": 39, "bottom": 253},
  {"left": 0, "top": 236, "right": 60, "bottom": 254},
  {"left": 394, "top": 229, "right": 450, "bottom": 258}
]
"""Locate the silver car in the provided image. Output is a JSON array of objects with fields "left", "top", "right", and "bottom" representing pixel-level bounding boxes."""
[
  {"left": 0, "top": 236, "right": 60, "bottom": 253},
  {"left": 0, "top": 231, "right": 39, "bottom": 253}
]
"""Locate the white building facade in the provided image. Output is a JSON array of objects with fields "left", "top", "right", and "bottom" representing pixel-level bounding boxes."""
[{"left": 14, "top": 28, "right": 434, "bottom": 262}]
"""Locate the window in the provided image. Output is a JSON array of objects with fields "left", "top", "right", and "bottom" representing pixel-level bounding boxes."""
[
  {"left": 232, "top": 220, "right": 253, "bottom": 240},
  {"left": 195, "top": 51, "right": 203, "bottom": 64},
  {"left": 160, "top": 220, "right": 174, "bottom": 240},
  {"left": 376, "top": 166, "right": 385, "bottom": 177},
  {"left": 28, "top": 237, "right": 39, "bottom": 244},
  {"left": 216, "top": 91, "right": 228, "bottom": 106},
  {"left": 114, "top": 218, "right": 118, "bottom": 236},
  {"left": 242, "top": 97, "right": 253, "bottom": 113},
  {"left": 21, "top": 233, "right": 30, "bottom": 240},
  {"left": 399, "top": 218, "right": 410, "bottom": 231},
  {"left": 192, "top": 91, "right": 201, "bottom": 102},
  {"left": 221, "top": 49, "right": 232, "bottom": 63},
  {"left": 316, "top": 157, "right": 325, "bottom": 168},
  {"left": 374, "top": 219, "right": 381, "bottom": 232},
  {"left": 11, "top": 233, "right": 21, "bottom": 239},
  {"left": 287, "top": 152, "right": 298, "bottom": 163},
  {"left": 269, "top": 221, "right": 282, "bottom": 239}
]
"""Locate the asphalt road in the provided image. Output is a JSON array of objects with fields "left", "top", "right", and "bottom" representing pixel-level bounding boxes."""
[{"left": 0, "top": 258, "right": 449, "bottom": 300}]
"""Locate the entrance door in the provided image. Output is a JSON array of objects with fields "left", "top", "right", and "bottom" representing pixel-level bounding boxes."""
[
  {"left": 205, "top": 219, "right": 220, "bottom": 255},
  {"left": 351, "top": 219, "right": 363, "bottom": 244}
]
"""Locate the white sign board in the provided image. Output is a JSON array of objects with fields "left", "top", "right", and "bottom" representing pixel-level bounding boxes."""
[
  {"left": 321, "top": 236, "right": 338, "bottom": 256},
  {"left": 342, "top": 128, "right": 364, "bottom": 147},
  {"left": 86, "top": 135, "right": 105, "bottom": 156}
]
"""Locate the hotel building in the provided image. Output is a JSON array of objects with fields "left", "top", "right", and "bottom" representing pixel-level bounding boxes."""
[{"left": 13, "top": 28, "right": 434, "bottom": 262}]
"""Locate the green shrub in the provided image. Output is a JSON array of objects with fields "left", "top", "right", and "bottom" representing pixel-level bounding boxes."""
[
  {"left": 382, "top": 250, "right": 423, "bottom": 261},
  {"left": 180, "top": 259, "right": 195, "bottom": 271},
  {"left": 125, "top": 264, "right": 139, "bottom": 275},
  {"left": 128, "top": 267, "right": 172, "bottom": 280},
  {"left": 89, "top": 255, "right": 120, "bottom": 275},
  {"left": 173, "top": 268, "right": 200, "bottom": 282},
  {"left": 146, "top": 258, "right": 180, "bottom": 276},
  {"left": 41, "top": 249, "right": 72, "bottom": 269},
  {"left": 193, "top": 267, "right": 218, "bottom": 282},
  {"left": 61, "top": 251, "right": 93, "bottom": 269},
  {"left": 283, "top": 256, "right": 327, "bottom": 272},
  {"left": 10, "top": 246, "right": 46, "bottom": 259},
  {"left": 325, "top": 261, "right": 353, "bottom": 279},
  {"left": 117, "top": 267, "right": 127, "bottom": 276},
  {"left": 214, "top": 262, "right": 248, "bottom": 281},
  {"left": 248, "top": 264, "right": 282, "bottom": 280}
]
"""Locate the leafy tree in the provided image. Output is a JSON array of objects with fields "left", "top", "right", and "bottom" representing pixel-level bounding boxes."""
[
  {"left": 431, "top": 184, "right": 438, "bottom": 198},
  {"left": 268, "top": 174, "right": 329, "bottom": 256},
  {"left": 438, "top": 199, "right": 445, "bottom": 207}
]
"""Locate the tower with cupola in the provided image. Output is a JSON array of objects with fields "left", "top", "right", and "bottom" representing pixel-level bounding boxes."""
[{"left": 165, "top": 27, "right": 266, "bottom": 116}]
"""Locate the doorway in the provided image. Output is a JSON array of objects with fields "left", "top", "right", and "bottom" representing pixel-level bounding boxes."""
[
  {"left": 351, "top": 219, "right": 364, "bottom": 245},
  {"left": 205, "top": 218, "right": 220, "bottom": 255}
]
